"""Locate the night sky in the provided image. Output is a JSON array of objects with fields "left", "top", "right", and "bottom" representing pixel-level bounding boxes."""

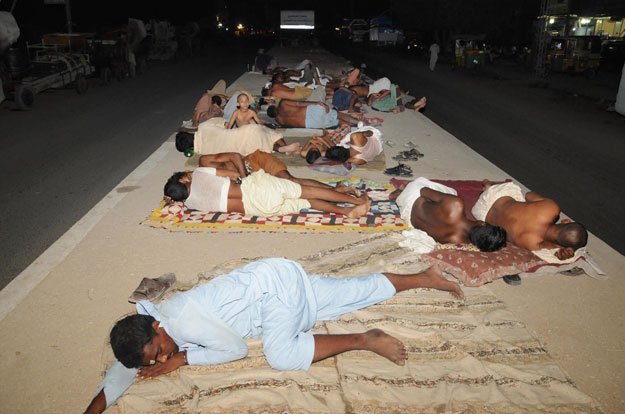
[{"left": 2, "top": 0, "right": 590, "bottom": 47}]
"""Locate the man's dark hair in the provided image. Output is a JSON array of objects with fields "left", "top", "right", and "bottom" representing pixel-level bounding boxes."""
[
  {"left": 469, "top": 224, "right": 507, "bottom": 252},
  {"left": 110, "top": 314, "right": 157, "bottom": 368},
  {"left": 211, "top": 95, "right": 222, "bottom": 106},
  {"left": 164, "top": 172, "right": 189, "bottom": 201},
  {"left": 558, "top": 222, "right": 588, "bottom": 249},
  {"left": 266, "top": 105, "right": 277, "bottom": 118},
  {"left": 261, "top": 87, "right": 269, "bottom": 97},
  {"left": 306, "top": 149, "right": 321, "bottom": 164},
  {"left": 271, "top": 72, "right": 286, "bottom": 83},
  {"left": 175, "top": 131, "right": 194, "bottom": 152},
  {"left": 325, "top": 146, "right": 350, "bottom": 163}
]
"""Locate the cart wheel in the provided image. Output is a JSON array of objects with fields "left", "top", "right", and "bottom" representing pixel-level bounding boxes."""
[
  {"left": 584, "top": 68, "right": 597, "bottom": 80},
  {"left": 14, "top": 84, "right": 34, "bottom": 110},
  {"left": 116, "top": 68, "right": 124, "bottom": 82},
  {"left": 100, "top": 67, "right": 112, "bottom": 85},
  {"left": 128, "top": 63, "right": 136, "bottom": 79},
  {"left": 75, "top": 74, "right": 88, "bottom": 94}
]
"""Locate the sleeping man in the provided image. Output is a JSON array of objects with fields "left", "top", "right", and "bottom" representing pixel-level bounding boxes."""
[
  {"left": 391, "top": 177, "right": 507, "bottom": 253},
  {"left": 175, "top": 122, "right": 301, "bottom": 157},
  {"left": 164, "top": 167, "right": 370, "bottom": 218},
  {"left": 472, "top": 180, "right": 587, "bottom": 260},
  {"left": 267, "top": 100, "right": 360, "bottom": 129},
  {"left": 199, "top": 151, "right": 357, "bottom": 195},
  {"left": 84, "top": 257, "right": 464, "bottom": 414}
]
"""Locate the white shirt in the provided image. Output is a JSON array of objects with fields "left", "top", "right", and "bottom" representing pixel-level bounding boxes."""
[
  {"left": 185, "top": 167, "right": 230, "bottom": 212},
  {"left": 368, "top": 77, "right": 391, "bottom": 95}
]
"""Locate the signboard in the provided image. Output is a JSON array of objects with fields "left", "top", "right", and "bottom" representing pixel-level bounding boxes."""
[{"left": 280, "top": 10, "right": 314, "bottom": 30}]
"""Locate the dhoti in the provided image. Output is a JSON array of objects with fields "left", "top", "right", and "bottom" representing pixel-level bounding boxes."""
[
  {"left": 395, "top": 177, "right": 457, "bottom": 253},
  {"left": 241, "top": 170, "right": 311, "bottom": 216},
  {"left": 471, "top": 182, "right": 524, "bottom": 221}
]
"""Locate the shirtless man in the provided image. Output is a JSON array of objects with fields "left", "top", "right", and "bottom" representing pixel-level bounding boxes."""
[
  {"left": 472, "top": 180, "right": 588, "bottom": 260},
  {"left": 164, "top": 167, "right": 370, "bottom": 218},
  {"left": 263, "top": 82, "right": 326, "bottom": 102},
  {"left": 267, "top": 100, "right": 359, "bottom": 129},
  {"left": 392, "top": 177, "right": 507, "bottom": 252},
  {"left": 199, "top": 151, "right": 356, "bottom": 194},
  {"left": 192, "top": 94, "right": 226, "bottom": 127}
]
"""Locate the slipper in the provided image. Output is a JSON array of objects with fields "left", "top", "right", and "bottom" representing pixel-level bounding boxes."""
[
  {"left": 503, "top": 274, "right": 522, "bottom": 286},
  {"left": 129, "top": 273, "right": 176, "bottom": 303}
]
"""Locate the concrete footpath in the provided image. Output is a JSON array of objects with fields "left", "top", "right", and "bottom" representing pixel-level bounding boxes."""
[{"left": 0, "top": 47, "right": 624, "bottom": 413}]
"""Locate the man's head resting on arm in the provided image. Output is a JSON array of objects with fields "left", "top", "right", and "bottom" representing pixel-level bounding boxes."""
[
  {"left": 556, "top": 222, "right": 588, "bottom": 250},
  {"left": 111, "top": 314, "right": 179, "bottom": 368},
  {"left": 469, "top": 224, "right": 507, "bottom": 252},
  {"left": 164, "top": 172, "right": 189, "bottom": 202}
]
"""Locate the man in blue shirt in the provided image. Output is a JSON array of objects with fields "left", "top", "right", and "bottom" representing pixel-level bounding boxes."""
[{"left": 84, "top": 258, "right": 463, "bottom": 413}]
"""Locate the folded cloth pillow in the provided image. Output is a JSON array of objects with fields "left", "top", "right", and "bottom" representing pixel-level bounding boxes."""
[{"left": 423, "top": 244, "right": 546, "bottom": 287}]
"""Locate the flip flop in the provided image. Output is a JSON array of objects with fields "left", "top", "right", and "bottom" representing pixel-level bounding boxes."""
[{"left": 503, "top": 275, "right": 522, "bottom": 286}]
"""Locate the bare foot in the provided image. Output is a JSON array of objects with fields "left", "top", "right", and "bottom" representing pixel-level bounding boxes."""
[
  {"left": 278, "top": 142, "right": 302, "bottom": 154},
  {"left": 335, "top": 183, "right": 359, "bottom": 196},
  {"left": 413, "top": 97, "right": 427, "bottom": 111},
  {"left": 389, "top": 189, "right": 402, "bottom": 201},
  {"left": 347, "top": 194, "right": 371, "bottom": 218},
  {"left": 363, "top": 329, "right": 407, "bottom": 366},
  {"left": 420, "top": 265, "right": 464, "bottom": 300},
  {"left": 481, "top": 179, "right": 494, "bottom": 190}
]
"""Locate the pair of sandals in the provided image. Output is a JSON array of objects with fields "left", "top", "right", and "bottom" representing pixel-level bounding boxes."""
[
  {"left": 384, "top": 163, "right": 413, "bottom": 177},
  {"left": 392, "top": 148, "right": 424, "bottom": 161}
]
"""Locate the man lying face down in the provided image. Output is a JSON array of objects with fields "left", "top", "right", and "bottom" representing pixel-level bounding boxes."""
[
  {"left": 163, "top": 167, "right": 370, "bottom": 219},
  {"left": 84, "top": 258, "right": 464, "bottom": 414},
  {"left": 265, "top": 99, "right": 361, "bottom": 129},
  {"left": 472, "top": 180, "right": 588, "bottom": 260},
  {"left": 391, "top": 177, "right": 507, "bottom": 252}
]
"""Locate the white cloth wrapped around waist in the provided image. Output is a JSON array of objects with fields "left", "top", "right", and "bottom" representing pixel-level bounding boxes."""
[
  {"left": 395, "top": 177, "right": 457, "bottom": 254},
  {"left": 240, "top": 170, "right": 311, "bottom": 217},
  {"left": 395, "top": 177, "right": 457, "bottom": 227},
  {"left": 471, "top": 182, "right": 524, "bottom": 221}
]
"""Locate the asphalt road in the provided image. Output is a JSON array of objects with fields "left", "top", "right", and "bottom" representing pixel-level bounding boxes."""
[
  {"left": 326, "top": 41, "right": 625, "bottom": 257},
  {"left": 0, "top": 39, "right": 263, "bottom": 290}
]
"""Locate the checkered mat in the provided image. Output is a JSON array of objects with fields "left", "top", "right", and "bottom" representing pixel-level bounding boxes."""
[{"left": 142, "top": 178, "right": 406, "bottom": 233}]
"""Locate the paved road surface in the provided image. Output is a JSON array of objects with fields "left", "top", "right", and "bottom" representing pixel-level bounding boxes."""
[
  {"left": 327, "top": 43, "right": 625, "bottom": 256},
  {"left": 0, "top": 40, "right": 260, "bottom": 289}
]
